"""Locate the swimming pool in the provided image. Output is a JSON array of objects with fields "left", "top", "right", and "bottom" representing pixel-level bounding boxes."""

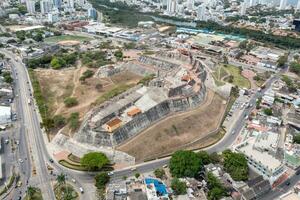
[{"left": 145, "top": 178, "right": 168, "bottom": 196}]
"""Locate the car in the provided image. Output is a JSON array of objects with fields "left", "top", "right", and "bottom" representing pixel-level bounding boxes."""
[
  {"left": 163, "top": 164, "right": 168, "bottom": 168},
  {"left": 17, "top": 181, "right": 22, "bottom": 187},
  {"left": 15, "top": 140, "right": 19, "bottom": 145},
  {"left": 285, "top": 181, "right": 291, "bottom": 186},
  {"left": 18, "top": 159, "right": 23, "bottom": 163},
  {"left": 79, "top": 187, "right": 84, "bottom": 193},
  {"left": 131, "top": 167, "right": 137, "bottom": 171},
  {"left": 71, "top": 178, "right": 76, "bottom": 183},
  {"left": 107, "top": 172, "right": 114, "bottom": 176},
  {"left": 49, "top": 158, "right": 54, "bottom": 163},
  {"left": 5, "top": 139, "right": 9, "bottom": 144},
  {"left": 231, "top": 129, "right": 236, "bottom": 135}
]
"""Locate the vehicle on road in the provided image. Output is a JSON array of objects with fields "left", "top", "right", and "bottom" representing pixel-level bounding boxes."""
[
  {"left": 15, "top": 140, "right": 19, "bottom": 145},
  {"left": 71, "top": 178, "right": 76, "bottom": 183},
  {"left": 131, "top": 167, "right": 137, "bottom": 171},
  {"left": 49, "top": 158, "right": 54, "bottom": 163},
  {"left": 5, "top": 139, "right": 9, "bottom": 144},
  {"left": 18, "top": 159, "right": 23, "bottom": 163},
  {"left": 108, "top": 171, "right": 114, "bottom": 176},
  {"left": 79, "top": 187, "right": 84, "bottom": 193},
  {"left": 16, "top": 181, "right": 22, "bottom": 187},
  {"left": 28, "top": 98, "right": 31, "bottom": 105}
]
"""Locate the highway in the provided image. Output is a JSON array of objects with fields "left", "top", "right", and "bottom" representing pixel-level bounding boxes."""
[
  {"left": 2, "top": 50, "right": 55, "bottom": 199},
  {"left": 1, "top": 49, "right": 95, "bottom": 200}
]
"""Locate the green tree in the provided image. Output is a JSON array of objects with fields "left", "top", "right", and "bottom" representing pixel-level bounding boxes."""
[
  {"left": 263, "top": 108, "right": 272, "bottom": 116},
  {"left": 56, "top": 173, "right": 66, "bottom": 186},
  {"left": 293, "top": 134, "right": 300, "bottom": 144},
  {"left": 68, "top": 112, "right": 80, "bottom": 130},
  {"left": 53, "top": 115, "right": 66, "bottom": 128},
  {"left": 206, "top": 172, "right": 227, "bottom": 200},
  {"left": 171, "top": 178, "right": 187, "bottom": 195},
  {"left": 222, "top": 150, "right": 248, "bottom": 181},
  {"left": 290, "top": 62, "right": 300, "bottom": 75},
  {"left": 135, "top": 173, "right": 140, "bottom": 179},
  {"left": 16, "top": 30, "right": 26, "bottom": 41},
  {"left": 33, "top": 32, "right": 43, "bottom": 42},
  {"left": 198, "top": 151, "right": 211, "bottom": 165},
  {"left": 277, "top": 55, "right": 287, "bottom": 68},
  {"left": 80, "top": 152, "right": 110, "bottom": 171},
  {"left": 51, "top": 57, "right": 66, "bottom": 69},
  {"left": 26, "top": 186, "right": 36, "bottom": 199},
  {"left": 169, "top": 150, "right": 202, "bottom": 178},
  {"left": 95, "top": 172, "right": 110, "bottom": 189},
  {"left": 18, "top": 5, "right": 27, "bottom": 15},
  {"left": 114, "top": 50, "right": 123, "bottom": 60},
  {"left": 154, "top": 168, "right": 166, "bottom": 179},
  {"left": 210, "top": 152, "right": 221, "bottom": 164},
  {"left": 64, "top": 97, "right": 78, "bottom": 107}
]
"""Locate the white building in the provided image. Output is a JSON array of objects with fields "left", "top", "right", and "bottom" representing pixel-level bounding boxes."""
[
  {"left": 297, "top": 0, "right": 300, "bottom": 11},
  {"left": 40, "top": 0, "right": 52, "bottom": 14},
  {"left": 235, "top": 134, "right": 286, "bottom": 185},
  {"left": 240, "top": 1, "right": 247, "bottom": 15},
  {"left": 187, "top": 0, "right": 194, "bottom": 10},
  {"left": 249, "top": 0, "right": 257, "bottom": 7},
  {"left": 279, "top": 0, "right": 287, "bottom": 10},
  {"left": 197, "top": 4, "right": 206, "bottom": 21},
  {"left": 0, "top": 106, "right": 11, "bottom": 125},
  {"left": 48, "top": 13, "right": 59, "bottom": 23},
  {"left": 167, "top": 0, "right": 177, "bottom": 14},
  {"left": 26, "top": 0, "right": 36, "bottom": 14}
]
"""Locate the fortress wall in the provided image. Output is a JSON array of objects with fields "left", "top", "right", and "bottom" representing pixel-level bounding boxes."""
[{"left": 73, "top": 55, "right": 207, "bottom": 148}]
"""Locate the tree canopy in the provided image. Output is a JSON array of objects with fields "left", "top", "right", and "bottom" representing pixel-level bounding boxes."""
[
  {"left": 206, "top": 172, "right": 227, "bottom": 200},
  {"left": 293, "top": 134, "right": 300, "bottom": 144},
  {"left": 169, "top": 150, "right": 202, "bottom": 178},
  {"left": 171, "top": 178, "right": 187, "bottom": 195},
  {"left": 222, "top": 150, "right": 248, "bottom": 181},
  {"left": 95, "top": 172, "right": 110, "bottom": 189},
  {"left": 80, "top": 152, "right": 110, "bottom": 171}
]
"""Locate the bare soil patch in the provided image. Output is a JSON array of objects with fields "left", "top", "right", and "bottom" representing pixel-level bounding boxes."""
[
  {"left": 118, "top": 90, "right": 227, "bottom": 162},
  {"left": 35, "top": 67, "right": 143, "bottom": 126}
]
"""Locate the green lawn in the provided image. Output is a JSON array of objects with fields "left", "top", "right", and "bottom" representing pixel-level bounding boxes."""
[
  {"left": 212, "top": 65, "right": 229, "bottom": 87},
  {"left": 45, "top": 35, "right": 93, "bottom": 43},
  {"left": 223, "top": 65, "right": 251, "bottom": 89}
]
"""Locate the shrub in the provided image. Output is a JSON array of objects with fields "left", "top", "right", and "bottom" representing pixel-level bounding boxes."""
[{"left": 64, "top": 97, "right": 78, "bottom": 107}]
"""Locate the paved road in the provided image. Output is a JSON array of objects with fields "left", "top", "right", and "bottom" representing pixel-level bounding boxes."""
[
  {"left": 2, "top": 50, "right": 55, "bottom": 200},
  {"left": 1, "top": 49, "right": 95, "bottom": 200}
]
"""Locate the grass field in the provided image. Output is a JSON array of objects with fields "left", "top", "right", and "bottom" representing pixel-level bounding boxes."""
[
  {"left": 212, "top": 66, "right": 229, "bottom": 86},
  {"left": 223, "top": 65, "right": 251, "bottom": 89},
  {"left": 45, "top": 35, "right": 93, "bottom": 43}
]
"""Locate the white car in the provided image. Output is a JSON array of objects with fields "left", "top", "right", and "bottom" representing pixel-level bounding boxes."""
[
  {"left": 107, "top": 172, "right": 114, "bottom": 176},
  {"left": 71, "top": 179, "right": 76, "bottom": 183},
  {"left": 18, "top": 159, "right": 23, "bottom": 163}
]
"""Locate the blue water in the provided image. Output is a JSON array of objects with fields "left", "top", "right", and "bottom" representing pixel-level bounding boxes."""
[{"left": 145, "top": 178, "right": 168, "bottom": 196}]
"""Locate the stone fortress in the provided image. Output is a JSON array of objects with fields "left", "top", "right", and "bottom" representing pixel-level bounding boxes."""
[{"left": 74, "top": 50, "right": 208, "bottom": 148}]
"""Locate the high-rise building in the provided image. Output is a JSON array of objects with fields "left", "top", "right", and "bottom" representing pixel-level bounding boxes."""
[
  {"left": 279, "top": 0, "right": 287, "bottom": 10},
  {"left": 240, "top": 1, "right": 247, "bottom": 15},
  {"left": 26, "top": 0, "right": 35, "bottom": 14},
  {"left": 40, "top": 0, "right": 51, "bottom": 14},
  {"left": 249, "top": 0, "right": 256, "bottom": 7},
  {"left": 48, "top": 13, "right": 59, "bottom": 23},
  {"left": 197, "top": 4, "right": 206, "bottom": 21},
  {"left": 88, "top": 7, "right": 97, "bottom": 20},
  {"left": 53, "top": 0, "right": 62, "bottom": 9},
  {"left": 297, "top": 0, "right": 300, "bottom": 11},
  {"left": 67, "top": 0, "right": 75, "bottom": 8},
  {"left": 187, "top": 0, "right": 194, "bottom": 10},
  {"left": 167, "top": 0, "right": 177, "bottom": 14}
]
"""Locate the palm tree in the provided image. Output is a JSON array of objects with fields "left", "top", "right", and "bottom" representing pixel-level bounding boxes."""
[
  {"left": 56, "top": 173, "right": 66, "bottom": 186},
  {"left": 26, "top": 186, "right": 35, "bottom": 199}
]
